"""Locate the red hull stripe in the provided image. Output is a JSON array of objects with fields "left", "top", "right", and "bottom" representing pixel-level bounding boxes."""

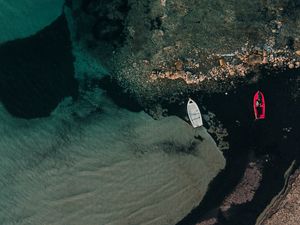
[{"left": 253, "top": 91, "right": 266, "bottom": 120}]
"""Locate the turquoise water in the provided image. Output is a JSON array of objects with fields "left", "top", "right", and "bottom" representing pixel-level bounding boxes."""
[{"left": 0, "top": 6, "right": 225, "bottom": 225}]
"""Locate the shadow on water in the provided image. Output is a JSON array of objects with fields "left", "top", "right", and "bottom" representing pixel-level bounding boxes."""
[
  {"left": 175, "top": 69, "right": 299, "bottom": 225},
  {"left": 0, "top": 15, "right": 78, "bottom": 119},
  {"left": 97, "top": 76, "right": 143, "bottom": 112}
]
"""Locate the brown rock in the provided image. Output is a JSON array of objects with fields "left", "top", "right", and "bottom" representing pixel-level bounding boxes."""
[
  {"left": 288, "top": 63, "right": 294, "bottom": 69},
  {"left": 248, "top": 54, "right": 262, "bottom": 65},
  {"left": 219, "top": 58, "right": 226, "bottom": 67},
  {"left": 175, "top": 60, "right": 183, "bottom": 70}
]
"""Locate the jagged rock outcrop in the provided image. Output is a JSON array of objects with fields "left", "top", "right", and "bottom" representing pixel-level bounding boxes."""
[{"left": 67, "top": 0, "right": 300, "bottom": 110}]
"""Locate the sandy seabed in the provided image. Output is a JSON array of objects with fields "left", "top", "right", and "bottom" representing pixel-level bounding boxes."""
[
  {"left": 0, "top": 95, "right": 225, "bottom": 225},
  {"left": 0, "top": 4, "right": 225, "bottom": 223}
]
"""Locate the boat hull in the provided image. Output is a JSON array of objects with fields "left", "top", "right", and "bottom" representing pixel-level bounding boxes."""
[
  {"left": 253, "top": 91, "right": 266, "bottom": 120},
  {"left": 187, "top": 99, "right": 203, "bottom": 128}
]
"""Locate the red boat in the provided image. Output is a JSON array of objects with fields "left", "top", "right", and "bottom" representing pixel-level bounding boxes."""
[{"left": 253, "top": 91, "right": 265, "bottom": 120}]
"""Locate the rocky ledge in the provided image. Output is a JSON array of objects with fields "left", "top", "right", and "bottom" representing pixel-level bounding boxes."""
[
  {"left": 69, "top": 0, "right": 300, "bottom": 112},
  {"left": 256, "top": 165, "right": 300, "bottom": 225}
]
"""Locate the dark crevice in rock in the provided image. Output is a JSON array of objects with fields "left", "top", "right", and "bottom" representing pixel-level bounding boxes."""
[
  {"left": 79, "top": 0, "right": 130, "bottom": 47},
  {"left": 92, "top": 17, "right": 124, "bottom": 42},
  {"left": 150, "top": 17, "right": 162, "bottom": 30}
]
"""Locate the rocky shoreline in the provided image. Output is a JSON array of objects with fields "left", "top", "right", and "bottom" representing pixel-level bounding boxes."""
[
  {"left": 0, "top": 1, "right": 299, "bottom": 224},
  {"left": 67, "top": 0, "right": 300, "bottom": 114},
  {"left": 65, "top": 2, "right": 300, "bottom": 223},
  {"left": 257, "top": 167, "right": 300, "bottom": 225}
]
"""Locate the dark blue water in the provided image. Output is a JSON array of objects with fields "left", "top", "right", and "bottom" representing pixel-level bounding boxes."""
[
  {"left": 0, "top": 15, "right": 78, "bottom": 119},
  {"left": 175, "top": 69, "right": 300, "bottom": 225}
]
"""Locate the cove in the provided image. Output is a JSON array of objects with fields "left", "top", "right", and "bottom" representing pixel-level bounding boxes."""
[{"left": 0, "top": 15, "right": 78, "bottom": 119}]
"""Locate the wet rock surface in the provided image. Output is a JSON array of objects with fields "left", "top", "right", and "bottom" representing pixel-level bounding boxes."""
[
  {"left": 68, "top": 0, "right": 300, "bottom": 111},
  {"left": 257, "top": 168, "right": 300, "bottom": 225}
]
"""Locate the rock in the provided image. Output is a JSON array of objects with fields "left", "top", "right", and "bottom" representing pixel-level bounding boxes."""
[
  {"left": 219, "top": 58, "right": 226, "bottom": 67},
  {"left": 288, "top": 63, "right": 295, "bottom": 69},
  {"left": 66, "top": 0, "right": 300, "bottom": 108},
  {"left": 175, "top": 60, "right": 184, "bottom": 71},
  {"left": 256, "top": 166, "right": 300, "bottom": 225}
]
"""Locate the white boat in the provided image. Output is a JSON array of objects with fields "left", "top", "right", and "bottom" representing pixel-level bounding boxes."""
[{"left": 187, "top": 98, "right": 203, "bottom": 128}]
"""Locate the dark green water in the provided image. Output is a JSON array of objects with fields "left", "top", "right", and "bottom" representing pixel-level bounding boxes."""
[{"left": 0, "top": 15, "right": 78, "bottom": 119}]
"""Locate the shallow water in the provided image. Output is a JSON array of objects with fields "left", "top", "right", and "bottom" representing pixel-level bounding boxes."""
[
  {"left": 0, "top": 98, "right": 225, "bottom": 225},
  {"left": 0, "top": 12, "right": 225, "bottom": 225}
]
